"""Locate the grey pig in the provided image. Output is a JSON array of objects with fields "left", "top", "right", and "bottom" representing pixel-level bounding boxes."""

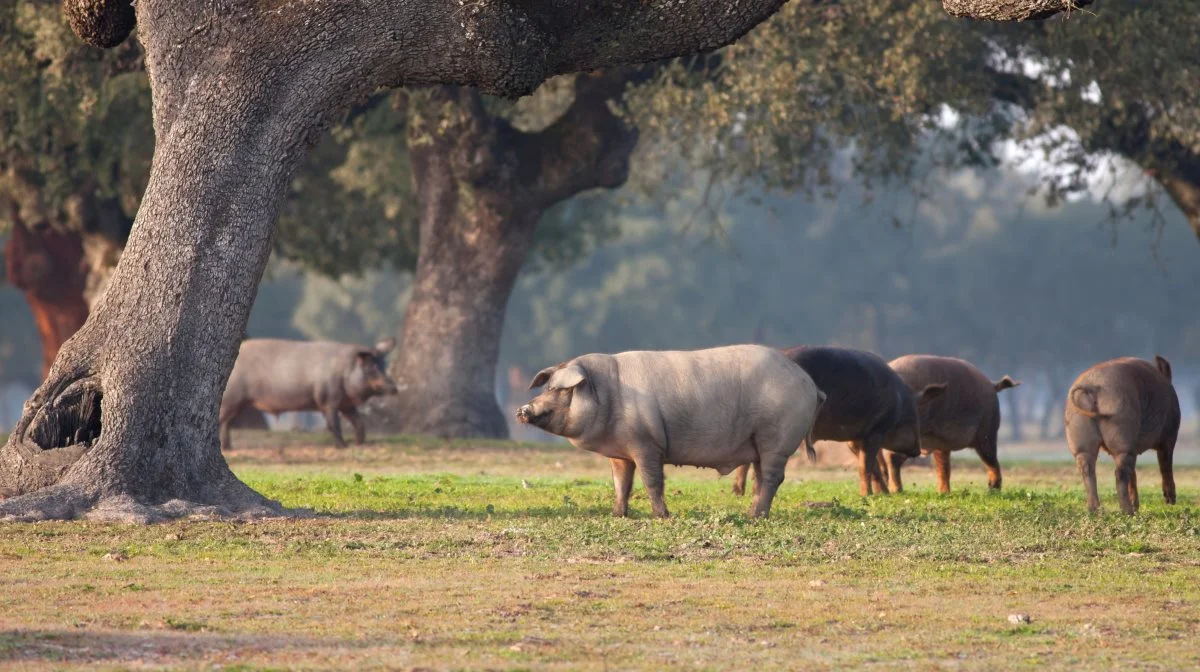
[
  {"left": 219, "top": 338, "right": 399, "bottom": 450},
  {"left": 516, "top": 345, "right": 825, "bottom": 519}
]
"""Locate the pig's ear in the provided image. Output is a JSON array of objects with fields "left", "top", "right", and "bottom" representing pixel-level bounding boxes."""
[
  {"left": 916, "top": 383, "right": 947, "bottom": 405},
  {"left": 374, "top": 338, "right": 396, "bottom": 355},
  {"left": 529, "top": 366, "right": 559, "bottom": 390},
  {"left": 549, "top": 364, "right": 587, "bottom": 391}
]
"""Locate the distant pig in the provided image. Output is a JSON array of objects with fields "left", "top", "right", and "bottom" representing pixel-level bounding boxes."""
[
  {"left": 516, "top": 345, "right": 825, "bottom": 518},
  {"left": 731, "top": 346, "right": 946, "bottom": 498},
  {"left": 885, "top": 355, "right": 1020, "bottom": 494},
  {"left": 1065, "top": 356, "right": 1179, "bottom": 515},
  {"left": 219, "top": 338, "right": 399, "bottom": 450}
]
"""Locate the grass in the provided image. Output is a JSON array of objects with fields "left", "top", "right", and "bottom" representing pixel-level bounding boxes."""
[{"left": 1, "top": 433, "right": 1199, "bottom": 669}]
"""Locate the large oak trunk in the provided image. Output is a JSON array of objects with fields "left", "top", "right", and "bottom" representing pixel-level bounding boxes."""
[
  {"left": 0, "top": 0, "right": 785, "bottom": 520},
  {"left": 371, "top": 81, "right": 638, "bottom": 438}
]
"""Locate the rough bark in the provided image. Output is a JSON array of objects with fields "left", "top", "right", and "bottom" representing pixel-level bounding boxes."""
[
  {"left": 1150, "top": 162, "right": 1200, "bottom": 242},
  {"left": 3, "top": 220, "right": 88, "bottom": 377},
  {"left": 373, "top": 74, "right": 638, "bottom": 438},
  {"left": 2, "top": 180, "right": 134, "bottom": 377},
  {"left": 0, "top": 0, "right": 785, "bottom": 520},
  {"left": 942, "top": 0, "right": 1094, "bottom": 22}
]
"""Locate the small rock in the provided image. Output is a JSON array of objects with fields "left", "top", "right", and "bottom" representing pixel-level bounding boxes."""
[{"left": 1008, "top": 613, "right": 1032, "bottom": 625}]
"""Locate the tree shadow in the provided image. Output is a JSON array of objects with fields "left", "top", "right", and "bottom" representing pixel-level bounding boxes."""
[{"left": 0, "top": 628, "right": 383, "bottom": 665}]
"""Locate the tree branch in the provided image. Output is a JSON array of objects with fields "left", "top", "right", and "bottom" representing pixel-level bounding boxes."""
[
  {"left": 942, "top": 0, "right": 1096, "bottom": 22},
  {"left": 528, "top": 69, "right": 644, "bottom": 208}
]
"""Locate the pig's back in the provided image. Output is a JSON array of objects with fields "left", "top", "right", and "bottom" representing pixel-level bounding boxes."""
[
  {"left": 226, "top": 339, "right": 350, "bottom": 413},
  {"left": 890, "top": 355, "right": 994, "bottom": 443},
  {"left": 1075, "top": 358, "right": 1180, "bottom": 437},
  {"left": 611, "top": 345, "right": 817, "bottom": 457}
]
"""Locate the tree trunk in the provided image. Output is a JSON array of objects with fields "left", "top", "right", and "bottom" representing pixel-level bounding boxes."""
[
  {"left": 0, "top": 0, "right": 784, "bottom": 520},
  {"left": 1005, "top": 384, "right": 1023, "bottom": 442},
  {"left": 1038, "top": 366, "right": 1065, "bottom": 440},
  {"left": 1150, "top": 162, "right": 1200, "bottom": 242},
  {"left": 2, "top": 180, "right": 135, "bottom": 379},
  {"left": 373, "top": 79, "right": 638, "bottom": 438},
  {"left": 3, "top": 222, "right": 89, "bottom": 377}
]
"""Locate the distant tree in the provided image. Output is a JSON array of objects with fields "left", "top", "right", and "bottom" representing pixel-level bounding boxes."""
[
  {"left": 278, "top": 82, "right": 627, "bottom": 438},
  {"left": 0, "top": 1, "right": 149, "bottom": 374}
]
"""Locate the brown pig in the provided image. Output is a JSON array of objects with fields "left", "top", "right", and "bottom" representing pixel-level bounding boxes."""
[
  {"left": 730, "top": 346, "right": 947, "bottom": 498},
  {"left": 884, "top": 355, "right": 1020, "bottom": 494},
  {"left": 219, "top": 338, "right": 399, "bottom": 450},
  {"left": 516, "top": 345, "right": 825, "bottom": 519},
  {"left": 1064, "top": 356, "right": 1180, "bottom": 515}
]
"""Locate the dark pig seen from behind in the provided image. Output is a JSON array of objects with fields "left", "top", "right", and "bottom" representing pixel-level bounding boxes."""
[
  {"left": 516, "top": 345, "right": 825, "bottom": 519},
  {"left": 885, "top": 355, "right": 1020, "bottom": 494},
  {"left": 730, "top": 346, "right": 946, "bottom": 497},
  {"left": 1064, "top": 356, "right": 1180, "bottom": 515},
  {"left": 219, "top": 338, "right": 400, "bottom": 450}
]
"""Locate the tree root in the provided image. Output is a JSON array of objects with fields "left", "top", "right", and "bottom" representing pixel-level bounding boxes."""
[{"left": 0, "top": 475, "right": 307, "bottom": 523}]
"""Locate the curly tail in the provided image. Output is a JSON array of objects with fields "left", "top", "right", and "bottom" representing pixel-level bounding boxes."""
[
  {"left": 994, "top": 375, "right": 1020, "bottom": 392},
  {"left": 1067, "top": 386, "right": 1108, "bottom": 418},
  {"left": 806, "top": 389, "right": 827, "bottom": 464}
]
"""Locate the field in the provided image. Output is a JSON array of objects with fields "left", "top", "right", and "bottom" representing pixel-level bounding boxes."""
[{"left": 2, "top": 432, "right": 1199, "bottom": 670}]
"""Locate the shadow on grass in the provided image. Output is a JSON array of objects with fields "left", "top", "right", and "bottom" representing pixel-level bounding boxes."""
[{"left": 0, "top": 628, "right": 376, "bottom": 664}]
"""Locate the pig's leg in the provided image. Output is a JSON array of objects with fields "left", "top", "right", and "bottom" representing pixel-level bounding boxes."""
[
  {"left": 1114, "top": 452, "right": 1138, "bottom": 515},
  {"left": 633, "top": 453, "right": 669, "bottom": 518},
  {"left": 322, "top": 407, "right": 348, "bottom": 448},
  {"left": 731, "top": 464, "right": 749, "bottom": 497},
  {"left": 342, "top": 407, "right": 367, "bottom": 445},
  {"left": 747, "top": 460, "right": 764, "bottom": 517},
  {"left": 610, "top": 458, "right": 636, "bottom": 517},
  {"left": 1157, "top": 443, "right": 1176, "bottom": 505},
  {"left": 849, "top": 441, "right": 872, "bottom": 496},
  {"left": 218, "top": 402, "right": 240, "bottom": 452},
  {"left": 1067, "top": 414, "right": 1102, "bottom": 511},
  {"left": 932, "top": 449, "right": 952, "bottom": 494},
  {"left": 975, "top": 440, "right": 1002, "bottom": 490},
  {"left": 1073, "top": 451, "right": 1101, "bottom": 512},
  {"left": 751, "top": 451, "right": 790, "bottom": 518},
  {"left": 882, "top": 451, "right": 906, "bottom": 494},
  {"left": 856, "top": 435, "right": 887, "bottom": 496},
  {"left": 1127, "top": 466, "right": 1139, "bottom": 512}
]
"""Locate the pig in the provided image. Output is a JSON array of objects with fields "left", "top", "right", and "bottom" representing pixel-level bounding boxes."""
[
  {"left": 1064, "top": 356, "right": 1179, "bottom": 515},
  {"left": 219, "top": 338, "right": 399, "bottom": 450},
  {"left": 883, "top": 355, "right": 1020, "bottom": 494},
  {"left": 731, "top": 346, "right": 947, "bottom": 498},
  {"left": 516, "top": 345, "right": 825, "bottom": 519}
]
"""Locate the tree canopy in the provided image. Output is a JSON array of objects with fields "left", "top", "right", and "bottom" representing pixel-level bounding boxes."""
[{"left": 628, "top": 0, "right": 1200, "bottom": 236}]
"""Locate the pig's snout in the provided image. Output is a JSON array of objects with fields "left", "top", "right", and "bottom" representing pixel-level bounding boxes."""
[{"left": 516, "top": 405, "right": 534, "bottom": 424}]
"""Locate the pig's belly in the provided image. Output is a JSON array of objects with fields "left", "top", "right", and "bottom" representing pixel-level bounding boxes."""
[
  {"left": 250, "top": 392, "right": 319, "bottom": 415},
  {"left": 666, "top": 439, "right": 759, "bottom": 474}
]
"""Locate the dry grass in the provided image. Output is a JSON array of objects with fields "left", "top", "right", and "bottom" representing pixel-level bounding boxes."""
[{"left": 2, "top": 432, "right": 1199, "bottom": 670}]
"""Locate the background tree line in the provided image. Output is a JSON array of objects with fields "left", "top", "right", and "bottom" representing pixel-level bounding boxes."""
[{"left": 2, "top": 0, "right": 1198, "bottom": 440}]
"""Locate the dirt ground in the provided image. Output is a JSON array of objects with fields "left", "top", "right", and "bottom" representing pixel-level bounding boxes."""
[{"left": 1, "top": 432, "right": 1198, "bottom": 670}]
